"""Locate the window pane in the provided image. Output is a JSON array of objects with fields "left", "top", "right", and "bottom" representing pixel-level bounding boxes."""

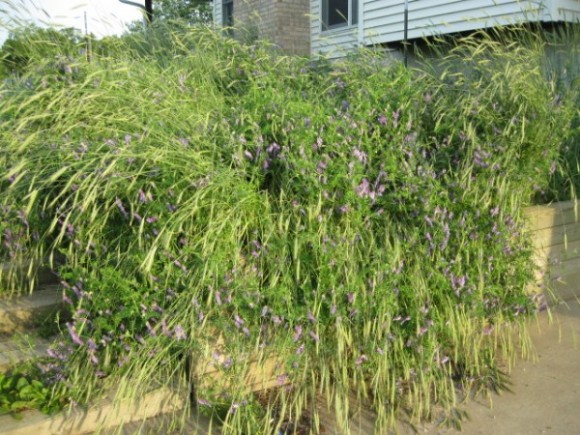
[
  {"left": 323, "top": 0, "right": 349, "bottom": 30},
  {"left": 223, "top": 0, "right": 233, "bottom": 28}
]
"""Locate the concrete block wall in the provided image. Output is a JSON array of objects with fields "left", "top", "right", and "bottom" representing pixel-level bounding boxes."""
[
  {"left": 233, "top": 0, "right": 310, "bottom": 56},
  {"left": 525, "top": 199, "right": 580, "bottom": 303}
]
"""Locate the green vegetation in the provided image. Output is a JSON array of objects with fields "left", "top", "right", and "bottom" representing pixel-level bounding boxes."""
[
  {"left": 0, "top": 25, "right": 84, "bottom": 77},
  {"left": 0, "top": 22, "right": 578, "bottom": 432},
  {"left": 0, "top": 365, "right": 63, "bottom": 417}
]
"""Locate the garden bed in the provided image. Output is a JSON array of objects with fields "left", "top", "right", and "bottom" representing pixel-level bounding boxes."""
[{"left": 0, "top": 23, "right": 578, "bottom": 433}]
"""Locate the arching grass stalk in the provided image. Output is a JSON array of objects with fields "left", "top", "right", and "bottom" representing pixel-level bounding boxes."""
[{"left": 0, "top": 24, "right": 577, "bottom": 433}]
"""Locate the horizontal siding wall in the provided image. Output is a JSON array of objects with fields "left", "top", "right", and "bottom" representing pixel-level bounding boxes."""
[
  {"left": 362, "top": 0, "right": 547, "bottom": 45},
  {"left": 214, "top": 0, "right": 223, "bottom": 28},
  {"left": 553, "top": 0, "right": 580, "bottom": 21}
]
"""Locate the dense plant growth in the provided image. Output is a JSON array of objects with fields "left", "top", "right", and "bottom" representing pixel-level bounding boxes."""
[
  {"left": 0, "top": 24, "right": 578, "bottom": 432},
  {"left": 0, "top": 366, "right": 63, "bottom": 417}
]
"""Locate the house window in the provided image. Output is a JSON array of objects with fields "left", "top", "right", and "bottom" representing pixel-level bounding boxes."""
[
  {"left": 322, "top": 0, "right": 358, "bottom": 31},
  {"left": 223, "top": 0, "right": 233, "bottom": 28}
]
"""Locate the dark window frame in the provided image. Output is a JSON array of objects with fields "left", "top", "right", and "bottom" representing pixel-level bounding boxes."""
[
  {"left": 222, "top": 0, "right": 234, "bottom": 29},
  {"left": 321, "top": 0, "right": 358, "bottom": 32}
]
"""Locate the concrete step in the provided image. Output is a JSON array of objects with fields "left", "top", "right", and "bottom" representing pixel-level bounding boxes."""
[
  {"left": 0, "top": 385, "right": 186, "bottom": 435},
  {"left": 0, "top": 285, "right": 64, "bottom": 334},
  {"left": 532, "top": 238, "right": 580, "bottom": 268},
  {"left": 0, "top": 335, "right": 51, "bottom": 373},
  {"left": 528, "top": 221, "right": 580, "bottom": 250},
  {"left": 524, "top": 199, "right": 580, "bottom": 231}
]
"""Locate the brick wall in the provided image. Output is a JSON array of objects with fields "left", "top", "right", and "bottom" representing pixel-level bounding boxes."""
[{"left": 233, "top": 0, "right": 310, "bottom": 56}]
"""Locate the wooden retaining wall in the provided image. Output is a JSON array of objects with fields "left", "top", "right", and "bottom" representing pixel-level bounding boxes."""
[{"left": 525, "top": 199, "right": 580, "bottom": 303}]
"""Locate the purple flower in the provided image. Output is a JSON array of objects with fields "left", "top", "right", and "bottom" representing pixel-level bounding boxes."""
[
  {"left": 307, "top": 311, "right": 317, "bottom": 323},
  {"left": 353, "top": 148, "right": 368, "bottom": 164},
  {"left": 355, "top": 354, "right": 368, "bottom": 366},
  {"left": 277, "top": 374, "right": 289, "bottom": 386},
  {"left": 173, "top": 259, "right": 188, "bottom": 273},
  {"left": 138, "top": 189, "right": 149, "bottom": 203},
  {"left": 161, "top": 320, "right": 172, "bottom": 337},
  {"left": 267, "top": 142, "right": 281, "bottom": 157},
  {"left": 392, "top": 110, "right": 400, "bottom": 127},
  {"left": 223, "top": 357, "right": 234, "bottom": 369},
  {"left": 174, "top": 325, "right": 187, "bottom": 340},
  {"left": 296, "top": 344, "right": 305, "bottom": 355},
  {"left": 115, "top": 197, "right": 127, "bottom": 217},
  {"left": 377, "top": 114, "right": 387, "bottom": 125},
  {"left": 87, "top": 339, "right": 97, "bottom": 350},
  {"left": 355, "top": 178, "right": 371, "bottom": 198},
  {"left": 313, "top": 137, "right": 323, "bottom": 151},
  {"left": 146, "top": 321, "right": 157, "bottom": 337},
  {"left": 66, "top": 323, "right": 84, "bottom": 346},
  {"left": 234, "top": 314, "right": 245, "bottom": 329},
  {"left": 293, "top": 325, "right": 303, "bottom": 342},
  {"left": 339, "top": 204, "right": 350, "bottom": 214},
  {"left": 309, "top": 331, "right": 320, "bottom": 343}
]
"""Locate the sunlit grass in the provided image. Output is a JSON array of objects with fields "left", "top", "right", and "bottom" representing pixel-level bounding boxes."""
[{"left": 0, "top": 22, "right": 578, "bottom": 433}]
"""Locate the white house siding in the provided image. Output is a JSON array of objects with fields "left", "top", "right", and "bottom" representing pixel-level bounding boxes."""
[
  {"left": 553, "top": 0, "right": 580, "bottom": 21},
  {"left": 310, "top": 0, "right": 360, "bottom": 58},
  {"left": 362, "top": 0, "right": 552, "bottom": 45},
  {"left": 310, "top": 0, "right": 580, "bottom": 56},
  {"left": 214, "top": 0, "right": 223, "bottom": 28}
]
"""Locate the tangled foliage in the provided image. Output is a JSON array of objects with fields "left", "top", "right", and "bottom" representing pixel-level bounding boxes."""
[{"left": 0, "top": 25, "right": 577, "bottom": 432}]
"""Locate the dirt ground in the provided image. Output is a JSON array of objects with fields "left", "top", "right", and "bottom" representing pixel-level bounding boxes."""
[{"left": 419, "top": 299, "right": 580, "bottom": 435}]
